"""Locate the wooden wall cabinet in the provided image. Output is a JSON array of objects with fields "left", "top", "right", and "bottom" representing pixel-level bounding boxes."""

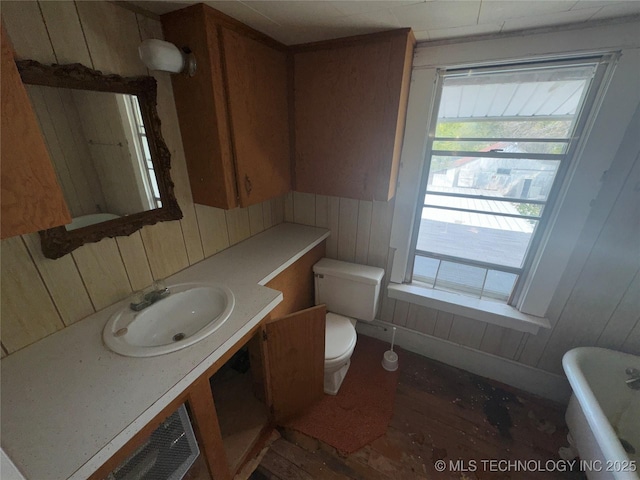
[
  {"left": 163, "top": 4, "right": 415, "bottom": 206},
  {"left": 0, "top": 23, "right": 71, "bottom": 238},
  {"left": 293, "top": 29, "right": 415, "bottom": 201},
  {"left": 161, "top": 5, "right": 291, "bottom": 209}
]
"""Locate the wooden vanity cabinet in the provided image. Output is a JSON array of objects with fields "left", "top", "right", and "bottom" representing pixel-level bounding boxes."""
[
  {"left": 91, "top": 242, "right": 326, "bottom": 480},
  {"left": 293, "top": 29, "right": 415, "bottom": 201},
  {"left": 0, "top": 23, "right": 71, "bottom": 238},
  {"left": 161, "top": 5, "right": 291, "bottom": 209}
]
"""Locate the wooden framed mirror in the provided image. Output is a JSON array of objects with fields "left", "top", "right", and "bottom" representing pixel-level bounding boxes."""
[{"left": 17, "top": 60, "right": 182, "bottom": 259}]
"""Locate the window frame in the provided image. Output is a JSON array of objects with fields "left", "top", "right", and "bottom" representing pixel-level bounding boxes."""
[
  {"left": 124, "top": 95, "right": 162, "bottom": 209},
  {"left": 386, "top": 22, "right": 640, "bottom": 327},
  {"left": 405, "top": 56, "right": 614, "bottom": 306}
]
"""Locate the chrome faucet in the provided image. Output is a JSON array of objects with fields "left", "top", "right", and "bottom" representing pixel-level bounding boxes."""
[
  {"left": 130, "top": 284, "right": 170, "bottom": 311},
  {"left": 625, "top": 367, "right": 640, "bottom": 390}
]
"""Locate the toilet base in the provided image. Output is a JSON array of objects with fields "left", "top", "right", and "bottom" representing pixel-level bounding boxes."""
[{"left": 324, "top": 359, "right": 351, "bottom": 395}]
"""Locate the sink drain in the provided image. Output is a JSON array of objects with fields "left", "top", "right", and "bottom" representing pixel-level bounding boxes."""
[
  {"left": 173, "top": 333, "right": 185, "bottom": 342},
  {"left": 114, "top": 328, "right": 128, "bottom": 337}
]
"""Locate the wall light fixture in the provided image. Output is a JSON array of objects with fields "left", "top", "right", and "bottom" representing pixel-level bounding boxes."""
[{"left": 138, "top": 39, "right": 196, "bottom": 76}]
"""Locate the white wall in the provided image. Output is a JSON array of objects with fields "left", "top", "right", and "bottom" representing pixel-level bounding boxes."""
[{"left": 287, "top": 19, "right": 640, "bottom": 383}]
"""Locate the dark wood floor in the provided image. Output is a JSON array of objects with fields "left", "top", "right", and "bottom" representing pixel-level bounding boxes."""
[{"left": 249, "top": 345, "right": 584, "bottom": 480}]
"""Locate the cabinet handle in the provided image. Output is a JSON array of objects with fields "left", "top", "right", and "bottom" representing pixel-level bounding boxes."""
[{"left": 244, "top": 175, "right": 252, "bottom": 196}]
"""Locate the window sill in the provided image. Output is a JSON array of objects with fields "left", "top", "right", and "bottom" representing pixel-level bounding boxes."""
[{"left": 387, "top": 283, "right": 551, "bottom": 335}]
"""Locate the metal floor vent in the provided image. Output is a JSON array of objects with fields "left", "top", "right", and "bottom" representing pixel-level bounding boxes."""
[{"left": 106, "top": 404, "right": 200, "bottom": 480}]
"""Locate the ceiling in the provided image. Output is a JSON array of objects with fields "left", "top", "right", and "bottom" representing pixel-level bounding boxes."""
[{"left": 129, "top": 0, "right": 640, "bottom": 45}]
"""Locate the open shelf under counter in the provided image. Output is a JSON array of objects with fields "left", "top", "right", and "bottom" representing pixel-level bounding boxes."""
[{"left": 210, "top": 353, "right": 270, "bottom": 474}]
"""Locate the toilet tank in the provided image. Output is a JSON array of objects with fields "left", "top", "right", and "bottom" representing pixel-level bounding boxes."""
[{"left": 313, "top": 258, "right": 384, "bottom": 322}]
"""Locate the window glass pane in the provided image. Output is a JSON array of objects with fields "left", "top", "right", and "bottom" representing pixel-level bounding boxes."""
[
  {"left": 413, "top": 256, "right": 440, "bottom": 286},
  {"left": 434, "top": 261, "right": 486, "bottom": 298},
  {"left": 130, "top": 96, "right": 145, "bottom": 128},
  {"left": 149, "top": 172, "right": 160, "bottom": 198},
  {"left": 425, "top": 194, "right": 543, "bottom": 218},
  {"left": 432, "top": 139, "right": 568, "bottom": 155},
  {"left": 427, "top": 156, "right": 559, "bottom": 202},
  {"left": 141, "top": 137, "right": 152, "bottom": 162},
  {"left": 410, "top": 59, "right": 603, "bottom": 302},
  {"left": 413, "top": 256, "right": 519, "bottom": 301},
  {"left": 438, "top": 64, "right": 595, "bottom": 127},
  {"left": 435, "top": 119, "right": 574, "bottom": 139},
  {"left": 416, "top": 207, "right": 537, "bottom": 268},
  {"left": 482, "top": 270, "right": 518, "bottom": 302}
]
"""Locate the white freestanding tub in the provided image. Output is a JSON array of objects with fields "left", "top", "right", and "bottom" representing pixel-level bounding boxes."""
[{"left": 563, "top": 347, "right": 639, "bottom": 480}]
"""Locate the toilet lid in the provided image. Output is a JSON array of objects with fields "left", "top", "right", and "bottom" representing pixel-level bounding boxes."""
[{"left": 325, "top": 313, "right": 356, "bottom": 360}]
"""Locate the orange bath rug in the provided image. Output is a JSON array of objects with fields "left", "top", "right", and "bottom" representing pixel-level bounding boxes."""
[{"left": 285, "top": 334, "right": 400, "bottom": 454}]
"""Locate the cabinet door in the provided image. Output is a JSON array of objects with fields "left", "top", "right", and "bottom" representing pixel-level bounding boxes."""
[
  {"left": 222, "top": 28, "right": 291, "bottom": 207},
  {"left": 1, "top": 23, "right": 71, "bottom": 238},
  {"left": 265, "top": 305, "right": 325, "bottom": 423},
  {"left": 162, "top": 5, "right": 238, "bottom": 209},
  {"left": 294, "top": 30, "right": 414, "bottom": 201}
]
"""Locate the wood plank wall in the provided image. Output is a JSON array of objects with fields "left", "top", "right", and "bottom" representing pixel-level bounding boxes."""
[
  {"left": 0, "top": 1, "right": 286, "bottom": 356},
  {"left": 2, "top": 2, "right": 637, "bottom": 375},
  {"left": 285, "top": 172, "right": 639, "bottom": 374}
]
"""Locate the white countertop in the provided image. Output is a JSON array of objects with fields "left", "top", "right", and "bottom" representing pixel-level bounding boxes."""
[{"left": 1, "top": 223, "right": 329, "bottom": 480}]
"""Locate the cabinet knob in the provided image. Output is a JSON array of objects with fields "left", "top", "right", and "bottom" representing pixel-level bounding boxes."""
[{"left": 244, "top": 175, "right": 252, "bottom": 195}]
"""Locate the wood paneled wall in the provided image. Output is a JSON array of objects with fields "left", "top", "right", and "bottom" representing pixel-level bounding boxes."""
[
  {"left": 2, "top": 2, "right": 637, "bottom": 375},
  {"left": 0, "top": 1, "right": 286, "bottom": 356},
  {"left": 285, "top": 169, "right": 640, "bottom": 374}
]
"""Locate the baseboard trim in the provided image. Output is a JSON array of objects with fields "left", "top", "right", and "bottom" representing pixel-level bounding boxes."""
[{"left": 357, "top": 320, "right": 572, "bottom": 404}]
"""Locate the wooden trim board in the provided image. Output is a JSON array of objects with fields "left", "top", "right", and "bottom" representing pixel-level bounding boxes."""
[
  {"left": 188, "top": 378, "right": 232, "bottom": 480},
  {"left": 291, "top": 28, "right": 413, "bottom": 53}
]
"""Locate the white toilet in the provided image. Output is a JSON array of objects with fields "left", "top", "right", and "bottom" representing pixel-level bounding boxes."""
[{"left": 313, "top": 258, "right": 384, "bottom": 395}]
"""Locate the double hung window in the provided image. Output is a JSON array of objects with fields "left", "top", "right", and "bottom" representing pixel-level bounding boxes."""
[{"left": 408, "top": 57, "right": 610, "bottom": 304}]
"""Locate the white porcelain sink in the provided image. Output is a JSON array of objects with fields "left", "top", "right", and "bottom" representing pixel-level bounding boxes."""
[{"left": 103, "top": 282, "right": 235, "bottom": 357}]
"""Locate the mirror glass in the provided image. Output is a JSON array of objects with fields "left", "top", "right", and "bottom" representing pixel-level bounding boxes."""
[
  {"left": 26, "top": 86, "right": 162, "bottom": 231},
  {"left": 17, "top": 60, "right": 182, "bottom": 259}
]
